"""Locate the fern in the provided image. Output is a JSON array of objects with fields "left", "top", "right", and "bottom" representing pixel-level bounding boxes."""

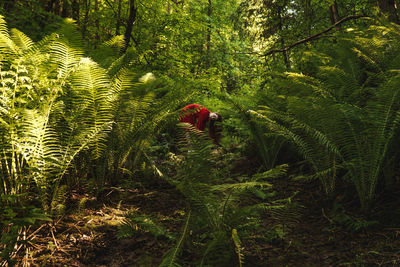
[
  {"left": 90, "top": 35, "right": 126, "bottom": 68},
  {"left": 211, "top": 181, "right": 272, "bottom": 192},
  {"left": 70, "top": 57, "right": 113, "bottom": 159},
  {"left": 232, "top": 229, "right": 244, "bottom": 267},
  {"left": 330, "top": 204, "right": 379, "bottom": 232},
  {"left": 50, "top": 185, "right": 68, "bottom": 216},
  {"left": 0, "top": 16, "right": 121, "bottom": 211},
  {"left": 10, "top": 29, "right": 34, "bottom": 52},
  {"left": 160, "top": 210, "right": 191, "bottom": 267},
  {"left": 118, "top": 212, "right": 174, "bottom": 240},
  {"left": 106, "top": 73, "right": 195, "bottom": 182},
  {"left": 0, "top": 15, "right": 19, "bottom": 57},
  {"left": 157, "top": 126, "right": 293, "bottom": 266},
  {"left": 51, "top": 40, "right": 83, "bottom": 80},
  {"left": 220, "top": 93, "right": 282, "bottom": 169},
  {"left": 251, "top": 22, "right": 400, "bottom": 211}
]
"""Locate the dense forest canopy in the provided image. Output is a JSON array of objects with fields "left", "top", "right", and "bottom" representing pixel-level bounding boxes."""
[{"left": 1, "top": 0, "right": 400, "bottom": 266}]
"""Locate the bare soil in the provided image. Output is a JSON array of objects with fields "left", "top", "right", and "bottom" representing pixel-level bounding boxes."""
[{"left": 9, "top": 177, "right": 400, "bottom": 266}]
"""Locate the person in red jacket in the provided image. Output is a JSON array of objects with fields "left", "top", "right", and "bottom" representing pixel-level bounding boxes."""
[{"left": 180, "top": 104, "right": 222, "bottom": 144}]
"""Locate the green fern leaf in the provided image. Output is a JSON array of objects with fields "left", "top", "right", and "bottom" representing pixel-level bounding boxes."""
[{"left": 10, "top": 29, "right": 34, "bottom": 52}]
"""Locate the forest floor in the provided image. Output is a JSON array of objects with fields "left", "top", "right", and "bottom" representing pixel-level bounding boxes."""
[{"left": 13, "top": 174, "right": 400, "bottom": 266}]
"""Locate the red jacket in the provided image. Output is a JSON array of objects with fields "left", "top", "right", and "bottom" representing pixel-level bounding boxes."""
[{"left": 180, "top": 104, "right": 210, "bottom": 131}]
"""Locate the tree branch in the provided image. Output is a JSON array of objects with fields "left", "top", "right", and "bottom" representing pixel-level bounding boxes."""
[
  {"left": 103, "top": 0, "right": 118, "bottom": 17},
  {"left": 263, "top": 15, "right": 369, "bottom": 57}
]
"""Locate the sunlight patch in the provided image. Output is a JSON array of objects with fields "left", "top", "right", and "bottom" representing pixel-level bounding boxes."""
[{"left": 139, "top": 72, "right": 155, "bottom": 83}]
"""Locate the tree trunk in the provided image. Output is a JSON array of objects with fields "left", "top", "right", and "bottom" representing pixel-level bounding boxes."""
[
  {"left": 123, "top": 0, "right": 137, "bottom": 52},
  {"left": 82, "top": 0, "right": 91, "bottom": 40},
  {"left": 329, "top": 1, "right": 340, "bottom": 30},
  {"left": 94, "top": 0, "right": 100, "bottom": 42},
  {"left": 167, "top": 1, "right": 171, "bottom": 14},
  {"left": 54, "top": 0, "right": 61, "bottom": 15},
  {"left": 206, "top": 0, "right": 212, "bottom": 67},
  {"left": 71, "top": 0, "right": 80, "bottom": 22},
  {"left": 277, "top": 3, "right": 290, "bottom": 70},
  {"left": 61, "top": 0, "right": 69, "bottom": 18},
  {"left": 303, "top": 0, "right": 312, "bottom": 36},
  {"left": 46, "top": 0, "right": 56, "bottom": 12},
  {"left": 116, "top": 0, "right": 122, "bottom": 35},
  {"left": 3, "top": 0, "right": 16, "bottom": 13},
  {"left": 377, "top": 0, "right": 400, "bottom": 24}
]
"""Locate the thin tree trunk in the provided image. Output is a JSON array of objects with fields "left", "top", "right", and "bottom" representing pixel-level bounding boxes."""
[
  {"left": 46, "top": 0, "right": 55, "bottom": 12},
  {"left": 277, "top": 3, "right": 290, "bottom": 70},
  {"left": 95, "top": 0, "right": 100, "bottom": 42},
  {"left": 116, "top": 0, "right": 122, "bottom": 35},
  {"left": 54, "top": 0, "right": 61, "bottom": 15},
  {"left": 61, "top": 0, "right": 69, "bottom": 17},
  {"left": 123, "top": 0, "right": 137, "bottom": 52},
  {"left": 206, "top": 0, "right": 212, "bottom": 67},
  {"left": 171, "top": 0, "right": 184, "bottom": 9},
  {"left": 82, "top": 0, "right": 91, "bottom": 40},
  {"left": 303, "top": 0, "right": 312, "bottom": 36},
  {"left": 3, "top": 0, "right": 16, "bottom": 12},
  {"left": 329, "top": 1, "right": 341, "bottom": 30},
  {"left": 71, "top": 0, "right": 80, "bottom": 22},
  {"left": 377, "top": 0, "right": 400, "bottom": 24}
]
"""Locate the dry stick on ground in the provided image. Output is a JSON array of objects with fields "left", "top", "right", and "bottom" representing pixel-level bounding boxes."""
[
  {"left": 27, "top": 224, "right": 46, "bottom": 240},
  {"left": 263, "top": 15, "right": 369, "bottom": 57},
  {"left": 50, "top": 228, "right": 60, "bottom": 251}
]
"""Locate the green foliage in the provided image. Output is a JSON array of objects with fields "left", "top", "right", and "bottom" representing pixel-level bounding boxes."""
[
  {"left": 156, "top": 125, "right": 291, "bottom": 266},
  {"left": 264, "top": 225, "right": 287, "bottom": 243},
  {"left": 329, "top": 204, "right": 379, "bottom": 232},
  {"left": 3, "top": 1, "right": 400, "bottom": 265},
  {"left": 0, "top": 16, "right": 199, "bottom": 263},
  {"left": 0, "top": 14, "right": 192, "bottom": 217},
  {"left": 221, "top": 93, "right": 285, "bottom": 169},
  {"left": 251, "top": 23, "right": 400, "bottom": 211},
  {"left": 1, "top": 1, "right": 62, "bottom": 41},
  {"left": 231, "top": 229, "right": 244, "bottom": 267},
  {"left": 118, "top": 212, "right": 174, "bottom": 240},
  {"left": 0, "top": 194, "right": 51, "bottom": 265},
  {"left": 0, "top": 24, "right": 109, "bottom": 208},
  {"left": 159, "top": 211, "right": 191, "bottom": 267}
]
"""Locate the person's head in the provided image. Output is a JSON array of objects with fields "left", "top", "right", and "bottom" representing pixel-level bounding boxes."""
[
  {"left": 209, "top": 112, "right": 222, "bottom": 122},
  {"left": 209, "top": 112, "right": 222, "bottom": 144}
]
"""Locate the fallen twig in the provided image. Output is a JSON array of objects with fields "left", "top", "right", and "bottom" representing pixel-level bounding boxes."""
[
  {"left": 27, "top": 224, "right": 46, "bottom": 240},
  {"left": 50, "top": 228, "right": 60, "bottom": 251}
]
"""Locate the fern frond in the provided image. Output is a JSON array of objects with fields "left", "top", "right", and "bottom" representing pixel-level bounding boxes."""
[
  {"left": 106, "top": 49, "right": 137, "bottom": 77},
  {"left": 160, "top": 211, "right": 191, "bottom": 267},
  {"left": 251, "top": 164, "right": 288, "bottom": 180},
  {"left": 118, "top": 213, "right": 173, "bottom": 240},
  {"left": 56, "top": 18, "right": 83, "bottom": 50},
  {"left": 10, "top": 29, "right": 34, "bottom": 52},
  {"left": 232, "top": 229, "right": 244, "bottom": 267},
  {"left": 249, "top": 110, "right": 318, "bottom": 170},
  {"left": 220, "top": 93, "right": 276, "bottom": 168},
  {"left": 71, "top": 58, "right": 114, "bottom": 159},
  {"left": 269, "top": 202, "right": 304, "bottom": 227},
  {"left": 50, "top": 185, "right": 68, "bottom": 216},
  {"left": 51, "top": 41, "right": 83, "bottom": 80},
  {"left": 103, "top": 35, "right": 126, "bottom": 50},
  {"left": 211, "top": 181, "right": 272, "bottom": 192},
  {"left": 90, "top": 35, "right": 126, "bottom": 68},
  {"left": 0, "top": 15, "right": 19, "bottom": 57},
  {"left": 200, "top": 230, "right": 233, "bottom": 266}
]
